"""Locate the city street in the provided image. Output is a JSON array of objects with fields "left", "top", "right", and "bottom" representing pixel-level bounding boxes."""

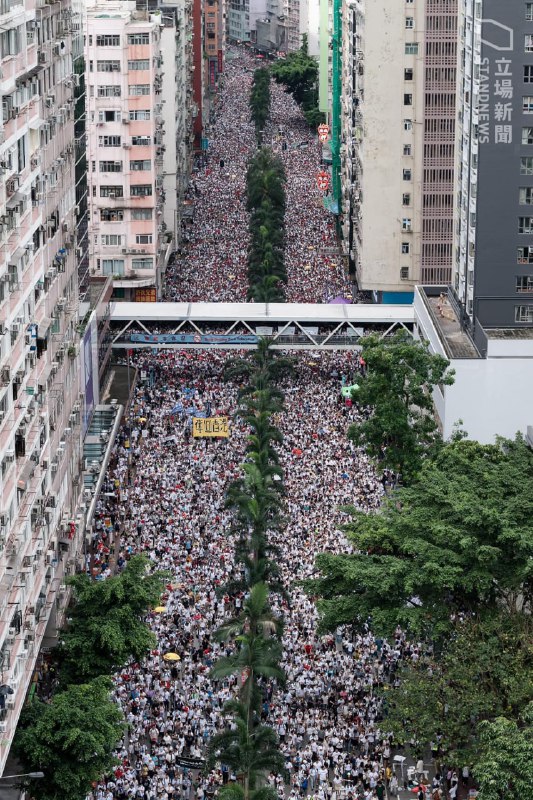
[
  {"left": 165, "top": 47, "right": 352, "bottom": 304},
  {"left": 88, "top": 52, "right": 435, "bottom": 800}
]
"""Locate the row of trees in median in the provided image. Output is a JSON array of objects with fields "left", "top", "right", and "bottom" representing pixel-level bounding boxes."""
[
  {"left": 306, "top": 331, "right": 533, "bottom": 798},
  {"left": 206, "top": 340, "right": 295, "bottom": 800}
]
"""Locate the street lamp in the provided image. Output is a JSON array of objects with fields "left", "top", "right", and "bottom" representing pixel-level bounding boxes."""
[{"left": 0, "top": 773, "right": 45, "bottom": 780}]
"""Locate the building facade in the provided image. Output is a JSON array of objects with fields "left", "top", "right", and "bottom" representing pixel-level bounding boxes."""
[
  {"left": 0, "top": 0, "right": 86, "bottom": 772},
  {"left": 86, "top": 1, "right": 170, "bottom": 302},
  {"left": 454, "top": 0, "right": 533, "bottom": 345},
  {"left": 159, "top": 1, "right": 194, "bottom": 252},
  {"left": 339, "top": 0, "right": 426, "bottom": 300}
]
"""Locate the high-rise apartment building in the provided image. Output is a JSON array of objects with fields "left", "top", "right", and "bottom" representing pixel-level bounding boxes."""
[
  {"left": 159, "top": 1, "right": 194, "bottom": 249},
  {"left": 86, "top": 0, "right": 170, "bottom": 302},
  {"left": 454, "top": 0, "right": 533, "bottom": 344},
  {"left": 338, "top": 0, "right": 460, "bottom": 300},
  {"left": 0, "top": 0, "right": 86, "bottom": 771}
]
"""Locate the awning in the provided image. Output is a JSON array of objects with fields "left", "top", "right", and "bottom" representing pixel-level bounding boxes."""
[
  {"left": 8, "top": 246, "right": 26, "bottom": 264},
  {"left": 17, "top": 461, "right": 34, "bottom": 491},
  {"left": 6, "top": 192, "right": 24, "bottom": 209},
  {"left": 16, "top": 65, "right": 43, "bottom": 84},
  {"left": 38, "top": 361, "right": 53, "bottom": 390},
  {"left": 38, "top": 317, "right": 52, "bottom": 337}
]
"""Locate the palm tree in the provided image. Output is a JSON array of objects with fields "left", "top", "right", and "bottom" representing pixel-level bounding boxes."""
[{"left": 207, "top": 701, "right": 284, "bottom": 800}]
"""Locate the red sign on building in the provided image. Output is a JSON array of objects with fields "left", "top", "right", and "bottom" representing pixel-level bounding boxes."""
[
  {"left": 209, "top": 59, "right": 216, "bottom": 88},
  {"left": 217, "top": 49, "right": 223, "bottom": 73},
  {"left": 316, "top": 171, "right": 330, "bottom": 191}
]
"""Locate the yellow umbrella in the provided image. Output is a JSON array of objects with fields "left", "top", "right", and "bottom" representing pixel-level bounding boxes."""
[
  {"left": 153, "top": 606, "right": 167, "bottom": 613},
  {"left": 163, "top": 652, "right": 181, "bottom": 662}
]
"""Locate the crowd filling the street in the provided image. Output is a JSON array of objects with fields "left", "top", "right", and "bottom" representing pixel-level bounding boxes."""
[
  {"left": 84, "top": 50, "right": 456, "bottom": 800},
  {"left": 165, "top": 49, "right": 352, "bottom": 305}
]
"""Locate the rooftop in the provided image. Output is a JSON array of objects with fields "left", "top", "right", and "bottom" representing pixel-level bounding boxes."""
[
  {"left": 486, "top": 327, "right": 533, "bottom": 339},
  {"left": 420, "top": 288, "right": 480, "bottom": 359}
]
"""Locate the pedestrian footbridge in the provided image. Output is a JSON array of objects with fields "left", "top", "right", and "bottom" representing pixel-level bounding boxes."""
[{"left": 109, "top": 302, "right": 415, "bottom": 350}]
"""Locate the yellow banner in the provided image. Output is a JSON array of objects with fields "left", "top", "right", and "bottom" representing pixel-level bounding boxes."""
[{"left": 192, "top": 416, "right": 230, "bottom": 438}]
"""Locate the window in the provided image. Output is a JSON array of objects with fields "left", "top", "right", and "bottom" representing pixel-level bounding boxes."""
[
  {"left": 129, "top": 84, "right": 150, "bottom": 96},
  {"left": 101, "top": 234, "right": 123, "bottom": 246},
  {"left": 515, "top": 304, "right": 533, "bottom": 321},
  {"left": 131, "top": 185, "right": 152, "bottom": 196},
  {"left": 403, "top": 169, "right": 412, "bottom": 180},
  {"left": 97, "top": 60, "right": 121, "bottom": 72},
  {"left": 99, "top": 110, "right": 121, "bottom": 122},
  {"left": 404, "top": 68, "right": 413, "bottom": 81},
  {"left": 135, "top": 234, "right": 153, "bottom": 244},
  {"left": 522, "top": 127, "right": 533, "bottom": 144},
  {"left": 519, "top": 217, "right": 533, "bottom": 233},
  {"left": 98, "top": 85, "right": 121, "bottom": 97},
  {"left": 402, "top": 218, "right": 412, "bottom": 231},
  {"left": 99, "top": 135, "right": 121, "bottom": 147},
  {"left": 96, "top": 35, "right": 120, "bottom": 46},
  {"left": 129, "top": 110, "right": 151, "bottom": 120},
  {"left": 520, "top": 187, "right": 533, "bottom": 204},
  {"left": 402, "top": 193, "right": 411, "bottom": 206},
  {"left": 521, "top": 156, "right": 533, "bottom": 174},
  {"left": 130, "top": 159, "right": 152, "bottom": 171},
  {"left": 403, "top": 144, "right": 412, "bottom": 156},
  {"left": 516, "top": 276, "right": 533, "bottom": 292},
  {"left": 128, "top": 33, "right": 150, "bottom": 45},
  {"left": 524, "top": 96, "right": 533, "bottom": 113},
  {"left": 405, "top": 43, "right": 419, "bottom": 55},
  {"left": 405, "top": 17, "right": 414, "bottom": 29},
  {"left": 528, "top": 3, "right": 533, "bottom": 21},
  {"left": 404, "top": 119, "right": 412, "bottom": 131},
  {"left": 100, "top": 186, "right": 124, "bottom": 198},
  {"left": 400, "top": 267, "right": 410, "bottom": 280},
  {"left": 132, "top": 257, "right": 154, "bottom": 269},
  {"left": 128, "top": 59, "right": 150, "bottom": 70},
  {"left": 404, "top": 93, "right": 413, "bottom": 105},
  {"left": 101, "top": 209, "right": 124, "bottom": 222},
  {"left": 517, "top": 246, "right": 533, "bottom": 263},
  {"left": 527, "top": 35, "right": 533, "bottom": 52},
  {"left": 132, "top": 136, "right": 152, "bottom": 146},
  {"left": 99, "top": 160, "right": 122, "bottom": 172},
  {"left": 131, "top": 209, "right": 153, "bottom": 219},
  {"left": 102, "top": 259, "right": 125, "bottom": 276},
  {"left": 401, "top": 242, "right": 410, "bottom": 254},
  {"left": 525, "top": 65, "right": 533, "bottom": 83}
]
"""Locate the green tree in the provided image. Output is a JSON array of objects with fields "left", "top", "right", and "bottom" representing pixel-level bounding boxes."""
[
  {"left": 347, "top": 331, "right": 454, "bottom": 482},
  {"left": 60, "top": 555, "right": 167, "bottom": 683},
  {"left": 207, "top": 701, "right": 284, "bottom": 800},
  {"left": 271, "top": 36, "right": 319, "bottom": 107},
  {"left": 14, "top": 677, "right": 124, "bottom": 800},
  {"left": 383, "top": 614, "right": 533, "bottom": 765},
  {"left": 473, "top": 704, "right": 533, "bottom": 800},
  {"left": 307, "top": 437, "right": 533, "bottom": 638}
]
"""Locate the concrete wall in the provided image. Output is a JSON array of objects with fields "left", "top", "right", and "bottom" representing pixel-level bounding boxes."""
[{"left": 414, "top": 288, "right": 533, "bottom": 443}]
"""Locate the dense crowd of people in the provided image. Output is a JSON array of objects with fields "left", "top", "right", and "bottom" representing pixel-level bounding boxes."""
[
  {"left": 87, "top": 51, "right": 440, "bottom": 800},
  {"left": 88, "top": 350, "right": 420, "bottom": 800},
  {"left": 164, "top": 47, "right": 352, "bottom": 304}
]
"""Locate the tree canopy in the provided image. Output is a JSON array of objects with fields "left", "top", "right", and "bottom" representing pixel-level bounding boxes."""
[
  {"left": 60, "top": 555, "right": 167, "bottom": 683},
  {"left": 14, "top": 677, "right": 124, "bottom": 800},
  {"left": 473, "top": 703, "right": 533, "bottom": 800},
  {"left": 307, "top": 437, "right": 533, "bottom": 638},
  {"left": 348, "top": 331, "right": 454, "bottom": 483},
  {"left": 383, "top": 614, "right": 533, "bottom": 765}
]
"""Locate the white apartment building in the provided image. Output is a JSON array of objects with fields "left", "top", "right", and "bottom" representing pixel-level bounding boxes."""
[
  {"left": 159, "top": 1, "right": 194, "bottom": 249},
  {"left": 340, "top": 0, "right": 426, "bottom": 300},
  {"left": 0, "top": 0, "right": 86, "bottom": 772},
  {"left": 86, "top": 1, "right": 170, "bottom": 302}
]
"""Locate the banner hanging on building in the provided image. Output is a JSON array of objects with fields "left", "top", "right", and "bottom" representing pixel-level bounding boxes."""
[{"left": 192, "top": 416, "right": 229, "bottom": 438}]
